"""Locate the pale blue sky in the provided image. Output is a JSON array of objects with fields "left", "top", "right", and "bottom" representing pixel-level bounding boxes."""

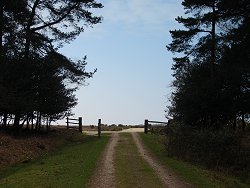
[{"left": 59, "top": 0, "right": 183, "bottom": 125}]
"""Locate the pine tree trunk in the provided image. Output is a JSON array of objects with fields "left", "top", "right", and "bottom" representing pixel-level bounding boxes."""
[
  {"left": 13, "top": 113, "right": 20, "bottom": 134},
  {"left": 0, "top": 1, "right": 3, "bottom": 61},
  {"left": 26, "top": 117, "right": 29, "bottom": 130},
  {"left": 25, "top": 0, "right": 40, "bottom": 58},
  {"left": 242, "top": 113, "right": 246, "bottom": 131},
  {"left": 46, "top": 117, "right": 50, "bottom": 132},
  {"left": 35, "top": 112, "right": 39, "bottom": 131},
  {"left": 38, "top": 113, "right": 41, "bottom": 131},
  {"left": 211, "top": 1, "right": 216, "bottom": 77},
  {"left": 31, "top": 116, "right": 34, "bottom": 131},
  {"left": 233, "top": 114, "right": 237, "bottom": 130},
  {"left": 3, "top": 113, "right": 7, "bottom": 128},
  {"left": 36, "top": 112, "right": 41, "bottom": 131}
]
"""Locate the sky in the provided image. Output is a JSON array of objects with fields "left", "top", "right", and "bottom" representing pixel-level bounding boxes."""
[{"left": 59, "top": 0, "right": 183, "bottom": 125}]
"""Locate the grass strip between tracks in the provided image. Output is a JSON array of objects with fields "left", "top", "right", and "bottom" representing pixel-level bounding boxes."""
[{"left": 114, "top": 133, "right": 164, "bottom": 188}]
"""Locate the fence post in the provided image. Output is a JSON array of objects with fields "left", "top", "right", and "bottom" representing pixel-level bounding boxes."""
[
  {"left": 79, "top": 117, "right": 82, "bottom": 133},
  {"left": 144, "top": 119, "right": 148, "bottom": 134},
  {"left": 66, "top": 117, "right": 69, "bottom": 130},
  {"left": 98, "top": 119, "right": 101, "bottom": 138}
]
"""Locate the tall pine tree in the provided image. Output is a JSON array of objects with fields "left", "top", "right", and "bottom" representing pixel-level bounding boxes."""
[
  {"left": 0, "top": 0, "right": 102, "bottom": 131},
  {"left": 167, "top": 0, "right": 250, "bottom": 128}
]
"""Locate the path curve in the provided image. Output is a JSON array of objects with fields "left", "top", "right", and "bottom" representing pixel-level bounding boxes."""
[
  {"left": 132, "top": 132, "right": 194, "bottom": 188},
  {"left": 88, "top": 133, "right": 119, "bottom": 188}
]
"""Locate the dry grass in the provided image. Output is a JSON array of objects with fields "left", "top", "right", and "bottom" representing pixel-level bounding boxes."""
[{"left": 0, "top": 128, "right": 72, "bottom": 168}]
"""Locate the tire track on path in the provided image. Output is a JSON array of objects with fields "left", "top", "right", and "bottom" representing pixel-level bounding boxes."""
[
  {"left": 132, "top": 132, "right": 193, "bottom": 188},
  {"left": 88, "top": 133, "right": 119, "bottom": 188}
]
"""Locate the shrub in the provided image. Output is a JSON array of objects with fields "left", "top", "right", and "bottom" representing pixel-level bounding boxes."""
[{"left": 164, "top": 124, "right": 250, "bottom": 182}]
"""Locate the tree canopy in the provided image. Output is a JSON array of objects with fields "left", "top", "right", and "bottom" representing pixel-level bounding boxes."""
[
  {"left": 0, "top": 0, "right": 103, "bottom": 132},
  {"left": 167, "top": 0, "right": 250, "bottom": 129}
]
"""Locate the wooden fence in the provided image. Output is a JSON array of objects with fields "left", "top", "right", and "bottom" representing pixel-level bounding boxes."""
[
  {"left": 144, "top": 119, "right": 168, "bottom": 134},
  {"left": 66, "top": 117, "right": 82, "bottom": 133},
  {"left": 97, "top": 119, "right": 102, "bottom": 137}
]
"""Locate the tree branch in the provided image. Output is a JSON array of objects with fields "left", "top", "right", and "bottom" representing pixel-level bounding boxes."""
[{"left": 31, "top": 3, "right": 79, "bottom": 32}]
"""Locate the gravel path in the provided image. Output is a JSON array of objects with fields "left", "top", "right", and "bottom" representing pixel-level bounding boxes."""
[
  {"left": 88, "top": 129, "right": 193, "bottom": 188},
  {"left": 132, "top": 132, "right": 194, "bottom": 188},
  {"left": 88, "top": 133, "right": 119, "bottom": 188}
]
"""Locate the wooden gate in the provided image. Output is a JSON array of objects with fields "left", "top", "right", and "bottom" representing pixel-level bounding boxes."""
[
  {"left": 144, "top": 119, "right": 168, "bottom": 134},
  {"left": 66, "top": 117, "right": 82, "bottom": 133}
]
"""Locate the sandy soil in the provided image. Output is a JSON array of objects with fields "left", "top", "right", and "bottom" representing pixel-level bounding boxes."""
[
  {"left": 120, "top": 128, "right": 144, "bottom": 132},
  {"left": 83, "top": 127, "right": 144, "bottom": 136},
  {"left": 88, "top": 133, "right": 119, "bottom": 188}
]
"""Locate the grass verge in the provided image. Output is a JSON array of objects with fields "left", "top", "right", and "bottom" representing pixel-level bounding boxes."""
[
  {"left": 139, "top": 133, "right": 249, "bottom": 188},
  {"left": 0, "top": 133, "right": 110, "bottom": 188},
  {"left": 114, "top": 133, "right": 164, "bottom": 188}
]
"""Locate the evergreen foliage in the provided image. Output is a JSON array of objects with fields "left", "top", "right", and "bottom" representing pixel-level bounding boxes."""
[
  {"left": 167, "top": 0, "right": 250, "bottom": 129},
  {"left": 0, "top": 0, "right": 103, "bottom": 132},
  {"left": 164, "top": 123, "right": 250, "bottom": 183}
]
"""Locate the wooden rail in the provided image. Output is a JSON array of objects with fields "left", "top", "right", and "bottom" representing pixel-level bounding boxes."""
[
  {"left": 66, "top": 117, "right": 82, "bottom": 133},
  {"left": 144, "top": 119, "right": 168, "bottom": 134},
  {"left": 148, "top": 120, "right": 168, "bottom": 124}
]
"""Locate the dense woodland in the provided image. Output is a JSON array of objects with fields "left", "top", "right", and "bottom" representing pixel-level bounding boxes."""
[
  {"left": 167, "top": 0, "right": 249, "bottom": 129},
  {"left": 0, "top": 0, "right": 103, "bottom": 133},
  {"left": 165, "top": 0, "right": 250, "bottom": 182}
]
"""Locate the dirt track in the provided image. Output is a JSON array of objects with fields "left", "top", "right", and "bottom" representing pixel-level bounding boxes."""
[
  {"left": 88, "top": 128, "right": 193, "bottom": 188},
  {"left": 88, "top": 133, "right": 118, "bottom": 188},
  {"left": 132, "top": 132, "right": 193, "bottom": 188}
]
